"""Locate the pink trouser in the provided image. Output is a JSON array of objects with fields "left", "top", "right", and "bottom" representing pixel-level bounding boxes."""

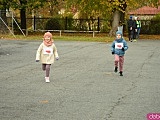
[
  {"left": 42, "top": 64, "right": 51, "bottom": 77},
  {"left": 114, "top": 54, "right": 124, "bottom": 72}
]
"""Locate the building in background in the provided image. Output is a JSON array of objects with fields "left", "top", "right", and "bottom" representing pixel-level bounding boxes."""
[{"left": 128, "top": 6, "right": 160, "bottom": 20}]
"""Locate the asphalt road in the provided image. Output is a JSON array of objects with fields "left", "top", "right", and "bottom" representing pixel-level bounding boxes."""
[{"left": 0, "top": 39, "right": 160, "bottom": 120}]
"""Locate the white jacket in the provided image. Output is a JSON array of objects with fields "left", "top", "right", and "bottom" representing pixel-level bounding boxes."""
[{"left": 36, "top": 43, "right": 59, "bottom": 64}]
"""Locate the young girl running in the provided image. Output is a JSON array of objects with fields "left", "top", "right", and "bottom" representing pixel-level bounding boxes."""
[
  {"left": 111, "top": 31, "right": 128, "bottom": 76},
  {"left": 36, "top": 32, "right": 59, "bottom": 82}
]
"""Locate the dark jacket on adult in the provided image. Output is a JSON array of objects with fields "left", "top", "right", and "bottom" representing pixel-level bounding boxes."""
[{"left": 127, "top": 19, "right": 137, "bottom": 30}]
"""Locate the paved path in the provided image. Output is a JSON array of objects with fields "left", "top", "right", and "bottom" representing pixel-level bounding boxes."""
[{"left": 0, "top": 39, "right": 160, "bottom": 120}]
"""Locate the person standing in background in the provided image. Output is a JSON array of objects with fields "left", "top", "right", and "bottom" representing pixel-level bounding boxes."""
[
  {"left": 135, "top": 17, "right": 141, "bottom": 40},
  {"left": 132, "top": 16, "right": 138, "bottom": 41},
  {"left": 127, "top": 16, "right": 134, "bottom": 42}
]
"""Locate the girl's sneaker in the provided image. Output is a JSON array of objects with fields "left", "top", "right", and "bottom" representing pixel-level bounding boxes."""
[
  {"left": 119, "top": 71, "right": 123, "bottom": 76},
  {"left": 45, "top": 77, "right": 50, "bottom": 83},
  {"left": 114, "top": 67, "right": 118, "bottom": 73}
]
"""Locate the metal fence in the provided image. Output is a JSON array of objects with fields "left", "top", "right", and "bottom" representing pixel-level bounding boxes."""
[{"left": 10, "top": 17, "right": 108, "bottom": 32}]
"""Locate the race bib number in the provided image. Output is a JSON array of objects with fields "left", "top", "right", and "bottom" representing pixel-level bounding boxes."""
[
  {"left": 43, "top": 47, "right": 53, "bottom": 54},
  {"left": 115, "top": 43, "right": 123, "bottom": 49}
]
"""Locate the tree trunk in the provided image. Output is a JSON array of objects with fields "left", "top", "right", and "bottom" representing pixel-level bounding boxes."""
[
  {"left": 109, "top": 10, "right": 120, "bottom": 37},
  {"left": 20, "top": 9, "right": 26, "bottom": 30},
  {"left": 19, "top": 0, "right": 27, "bottom": 30}
]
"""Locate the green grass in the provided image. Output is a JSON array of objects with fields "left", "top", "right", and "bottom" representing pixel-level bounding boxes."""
[
  {"left": 1, "top": 32, "right": 160, "bottom": 43},
  {"left": 54, "top": 36, "right": 114, "bottom": 42},
  {"left": 0, "top": 34, "right": 115, "bottom": 43}
]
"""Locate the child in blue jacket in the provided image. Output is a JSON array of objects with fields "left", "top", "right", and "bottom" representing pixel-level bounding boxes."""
[{"left": 111, "top": 31, "right": 128, "bottom": 76}]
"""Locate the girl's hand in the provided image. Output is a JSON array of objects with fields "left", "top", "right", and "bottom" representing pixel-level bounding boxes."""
[{"left": 56, "top": 57, "right": 59, "bottom": 60}]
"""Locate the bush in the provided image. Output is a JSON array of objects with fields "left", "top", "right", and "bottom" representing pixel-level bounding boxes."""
[
  {"left": 149, "top": 14, "right": 160, "bottom": 34},
  {"left": 45, "top": 18, "right": 62, "bottom": 30}
]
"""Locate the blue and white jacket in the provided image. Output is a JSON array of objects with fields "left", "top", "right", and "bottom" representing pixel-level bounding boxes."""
[{"left": 111, "top": 38, "right": 128, "bottom": 56}]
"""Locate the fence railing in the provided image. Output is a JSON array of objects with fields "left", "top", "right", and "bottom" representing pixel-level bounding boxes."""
[{"left": 26, "top": 29, "right": 100, "bottom": 37}]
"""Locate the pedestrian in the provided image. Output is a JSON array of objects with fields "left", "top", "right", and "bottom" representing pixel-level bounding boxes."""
[
  {"left": 111, "top": 31, "right": 128, "bottom": 76},
  {"left": 127, "top": 16, "right": 137, "bottom": 42},
  {"left": 135, "top": 16, "right": 141, "bottom": 40},
  {"left": 36, "top": 32, "right": 59, "bottom": 83},
  {"left": 133, "top": 16, "right": 138, "bottom": 41}
]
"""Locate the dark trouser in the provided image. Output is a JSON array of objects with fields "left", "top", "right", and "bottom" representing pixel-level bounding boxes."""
[
  {"left": 42, "top": 64, "right": 51, "bottom": 77},
  {"left": 133, "top": 30, "right": 137, "bottom": 39},
  {"left": 128, "top": 29, "right": 133, "bottom": 41},
  {"left": 137, "top": 28, "right": 141, "bottom": 39}
]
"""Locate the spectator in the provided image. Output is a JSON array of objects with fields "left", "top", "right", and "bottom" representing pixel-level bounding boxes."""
[
  {"left": 135, "top": 17, "right": 141, "bottom": 40},
  {"left": 127, "top": 16, "right": 134, "bottom": 42}
]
